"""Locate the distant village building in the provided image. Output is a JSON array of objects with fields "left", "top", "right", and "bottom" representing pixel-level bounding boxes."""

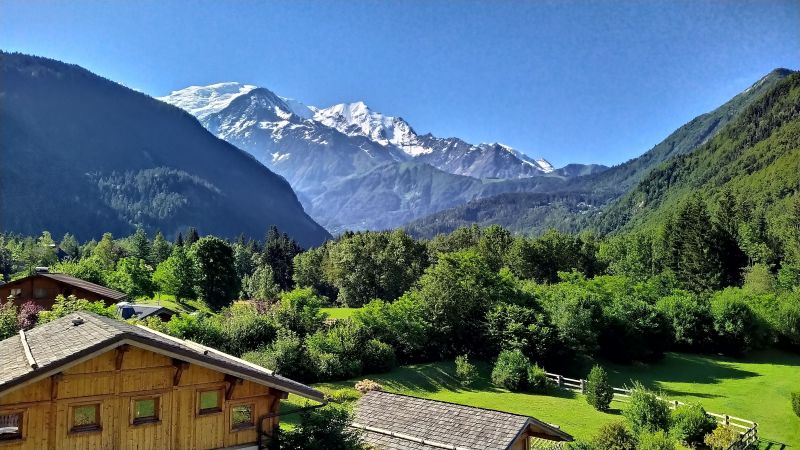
[
  {"left": 116, "top": 302, "right": 177, "bottom": 322},
  {"left": 352, "top": 390, "right": 573, "bottom": 449},
  {"left": 0, "top": 312, "right": 324, "bottom": 450},
  {"left": 0, "top": 269, "right": 127, "bottom": 310}
]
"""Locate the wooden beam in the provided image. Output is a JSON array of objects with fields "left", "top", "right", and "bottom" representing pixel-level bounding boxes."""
[
  {"left": 115, "top": 344, "right": 130, "bottom": 370},
  {"left": 225, "top": 374, "right": 242, "bottom": 400},
  {"left": 172, "top": 359, "right": 188, "bottom": 386},
  {"left": 50, "top": 373, "right": 62, "bottom": 401},
  {"left": 18, "top": 329, "right": 37, "bottom": 369}
]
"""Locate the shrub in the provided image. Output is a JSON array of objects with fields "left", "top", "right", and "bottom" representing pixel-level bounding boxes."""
[
  {"left": 623, "top": 383, "right": 670, "bottom": 433},
  {"left": 220, "top": 303, "right": 277, "bottom": 356},
  {"left": 491, "top": 349, "right": 530, "bottom": 391},
  {"left": 455, "top": 354, "right": 479, "bottom": 387},
  {"left": 274, "top": 404, "right": 363, "bottom": 450},
  {"left": 0, "top": 301, "right": 18, "bottom": 340},
  {"left": 669, "top": 403, "right": 716, "bottom": 446},
  {"left": 323, "top": 388, "right": 360, "bottom": 403},
  {"left": 527, "top": 363, "right": 549, "bottom": 393},
  {"left": 792, "top": 391, "right": 800, "bottom": 418},
  {"left": 711, "top": 289, "right": 764, "bottom": 355},
  {"left": 590, "top": 422, "right": 636, "bottom": 450},
  {"left": 242, "top": 329, "right": 312, "bottom": 382},
  {"left": 564, "top": 442, "right": 595, "bottom": 450},
  {"left": 585, "top": 365, "right": 614, "bottom": 411},
  {"left": 637, "top": 430, "right": 676, "bottom": 450},
  {"left": 361, "top": 338, "right": 397, "bottom": 374},
  {"left": 354, "top": 379, "right": 383, "bottom": 394},
  {"left": 305, "top": 322, "right": 365, "bottom": 381},
  {"left": 703, "top": 425, "right": 740, "bottom": 450},
  {"left": 37, "top": 295, "right": 115, "bottom": 324},
  {"left": 17, "top": 301, "right": 43, "bottom": 331}
]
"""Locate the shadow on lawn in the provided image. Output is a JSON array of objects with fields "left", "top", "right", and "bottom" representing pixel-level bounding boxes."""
[
  {"left": 604, "top": 352, "right": 761, "bottom": 389},
  {"left": 380, "top": 361, "right": 504, "bottom": 394}
]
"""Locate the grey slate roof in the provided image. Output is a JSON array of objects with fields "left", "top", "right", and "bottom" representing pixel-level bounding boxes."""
[
  {"left": 129, "top": 304, "right": 176, "bottom": 319},
  {"left": 354, "top": 391, "right": 570, "bottom": 450},
  {"left": 0, "top": 312, "right": 324, "bottom": 402}
]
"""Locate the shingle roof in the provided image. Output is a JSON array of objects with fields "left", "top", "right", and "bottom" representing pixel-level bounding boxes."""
[
  {"left": 40, "top": 272, "right": 128, "bottom": 301},
  {"left": 353, "top": 391, "right": 571, "bottom": 450},
  {"left": 129, "top": 304, "right": 175, "bottom": 319},
  {"left": 0, "top": 312, "right": 324, "bottom": 402}
]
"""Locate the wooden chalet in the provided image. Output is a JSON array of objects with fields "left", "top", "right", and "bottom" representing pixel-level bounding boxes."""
[
  {"left": 0, "top": 271, "right": 127, "bottom": 310},
  {"left": 352, "top": 391, "right": 573, "bottom": 450},
  {"left": 0, "top": 312, "right": 325, "bottom": 450}
]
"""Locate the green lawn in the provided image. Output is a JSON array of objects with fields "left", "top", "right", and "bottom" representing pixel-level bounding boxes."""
[
  {"left": 321, "top": 307, "right": 361, "bottom": 320},
  {"left": 282, "top": 350, "right": 800, "bottom": 447},
  {"left": 135, "top": 293, "right": 212, "bottom": 314}
]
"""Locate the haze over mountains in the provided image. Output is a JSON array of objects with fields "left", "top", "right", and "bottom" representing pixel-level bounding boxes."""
[{"left": 160, "top": 82, "right": 606, "bottom": 231}]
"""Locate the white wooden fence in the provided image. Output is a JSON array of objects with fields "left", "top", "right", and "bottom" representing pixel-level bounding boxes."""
[{"left": 543, "top": 372, "right": 758, "bottom": 449}]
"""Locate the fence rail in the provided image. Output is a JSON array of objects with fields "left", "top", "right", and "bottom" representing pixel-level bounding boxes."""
[{"left": 543, "top": 372, "right": 758, "bottom": 449}]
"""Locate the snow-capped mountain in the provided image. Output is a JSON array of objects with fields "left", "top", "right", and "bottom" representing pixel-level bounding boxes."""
[
  {"left": 313, "top": 101, "right": 555, "bottom": 178},
  {"left": 158, "top": 82, "right": 601, "bottom": 231}
]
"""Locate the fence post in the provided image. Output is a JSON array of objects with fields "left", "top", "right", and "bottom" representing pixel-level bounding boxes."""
[
  {"left": 580, "top": 379, "right": 585, "bottom": 393},
  {"left": 557, "top": 375, "right": 562, "bottom": 387},
  {"left": 673, "top": 400, "right": 679, "bottom": 409},
  {"left": 724, "top": 415, "right": 730, "bottom": 426}
]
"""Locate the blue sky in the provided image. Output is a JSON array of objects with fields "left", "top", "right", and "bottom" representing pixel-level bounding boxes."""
[{"left": 1, "top": 0, "right": 798, "bottom": 167}]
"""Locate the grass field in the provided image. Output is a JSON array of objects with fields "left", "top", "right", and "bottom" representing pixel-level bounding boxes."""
[
  {"left": 283, "top": 350, "right": 800, "bottom": 447},
  {"left": 135, "top": 293, "right": 212, "bottom": 314},
  {"left": 320, "top": 307, "right": 360, "bottom": 320}
]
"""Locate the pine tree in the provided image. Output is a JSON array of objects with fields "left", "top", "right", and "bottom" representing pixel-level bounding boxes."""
[
  {"left": 665, "top": 196, "right": 723, "bottom": 291},
  {"left": 186, "top": 227, "right": 200, "bottom": 246},
  {"left": 150, "top": 232, "right": 171, "bottom": 265},
  {"left": 174, "top": 232, "right": 184, "bottom": 247},
  {"left": 59, "top": 233, "right": 80, "bottom": 260},
  {"left": 713, "top": 189, "right": 747, "bottom": 287},
  {"left": 130, "top": 227, "right": 151, "bottom": 262}
]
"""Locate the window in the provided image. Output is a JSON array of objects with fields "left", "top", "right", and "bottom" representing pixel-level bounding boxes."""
[
  {"left": 132, "top": 397, "right": 159, "bottom": 425},
  {"left": 0, "top": 412, "right": 22, "bottom": 441},
  {"left": 33, "top": 288, "right": 47, "bottom": 299},
  {"left": 198, "top": 390, "right": 222, "bottom": 415},
  {"left": 231, "top": 404, "right": 254, "bottom": 430},
  {"left": 71, "top": 404, "right": 101, "bottom": 433},
  {"left": 9, "top": 288, "right": 21, "bottom": 297}
]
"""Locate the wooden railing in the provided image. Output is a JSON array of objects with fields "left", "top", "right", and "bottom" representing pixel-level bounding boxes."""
[{"left": 544, "top": 372, "right": 759, "bottom": 449}]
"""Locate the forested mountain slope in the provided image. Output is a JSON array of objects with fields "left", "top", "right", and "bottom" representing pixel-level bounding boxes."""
[
  {"left": 597, "top": 71, "right": 800, "bottom": 235},
  {"left": 405, "top": 69, "right": 794, "bottom": 237},
  {"left": 0, "top": 52, "right": 330, "bottom": 247}
]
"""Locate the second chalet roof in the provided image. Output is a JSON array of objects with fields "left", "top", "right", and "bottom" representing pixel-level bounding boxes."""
[
  {"left": 0, "top": 312, "right": 324, "bottom": 402},
  {"left": 39, "top": 272, "right": 127, "bottom": 301},
  {"left": 353, "top": 391, "right": 572, "bottom": 450}
]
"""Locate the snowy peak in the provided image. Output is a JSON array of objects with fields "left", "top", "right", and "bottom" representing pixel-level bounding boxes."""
[
  {"left": 157, "top": 82, "right": 256, "bottom": 120},
  {"left": 313, "top": 101, "right": 424, "bottom": 153}
]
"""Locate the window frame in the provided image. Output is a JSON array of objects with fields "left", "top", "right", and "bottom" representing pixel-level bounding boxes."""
[
  {"left": 69, "top": 402, "right": 102, "bottom": 434},
  {"left": 0, "top": 410, "right": 24, "bottom": 442},
  {"left": 131, "top": 396, "right": 160, "bottom": 426},
  {"left": 196, "top": 389, "right": 223, "bottom": 416},
  {"left": 229, "top": 403, "right": 256, "bottom": 431}
]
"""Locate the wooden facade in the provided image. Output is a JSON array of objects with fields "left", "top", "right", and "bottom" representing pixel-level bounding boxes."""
[
  {"left": 0, "top": 346, "right": 285, "bottom": 450},
  {"left": 0, "top": 313, "right": 324, "bottom": 450},
  {"left": 0, "top": 273, "right": 127, "bottom": 310}
]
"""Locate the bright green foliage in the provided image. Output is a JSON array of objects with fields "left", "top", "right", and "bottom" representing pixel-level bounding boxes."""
[
  {"left": 292, "top": 245, "right": 337, "bottom": 299},
  {"left": 585, "top": 365, "right": 613, "bottom": 411},
  {"left": 669, "top": 403, "right": 715, "bottom": 446},
  {"left": 623, "top": 383, "right": 670, "bottom": 433},
  {"left": 243, "top": 329, "right": 310, "bottom": 381},
  {"left": 262, "top": 225, "right": 302, "bottom": 291},
  {"left": 0, "top": 301, "right": 18, "bottom": 339},
  {"left": 106, "top": 257, "right": 154, "bottom": 298},
  {"left": 37, "top": 295, "right": 115, "bottom": 323},
  {"left": 477, "top": 224, "right": 513, "bottom": 271},
  {"left": 241, "top": 264, "right": 279, "bottom": 301},
  {"left": 93, "top": 232, "right": 120, "bottom": 270},
  {"left": 590, "top": 422, "right": 636, "bottom": 450},
  {"left": 272, "top": 288, "right": 325, "bottom": 337},
  {"left": 355, "top": 295, "right": 431, "bottom": 362},
  {"left": 53, "top": 255, "right": 106, "bottom": 285},
  {"left": 305, "top": 321, "right": 365, "bottom": 381},
  {"left": 191, "top": 236, "right": 239, "bottom": 311},
  {"left": 637, "top": 430, "right": 676, "bottom": 450},
  {"left": 272, "top": 404, "right": 363, "bottom": 450},
  {"left": 129, "top": 227, "right": 151, "bottom": 262},
  {"left": 527, "top": 363, "right": 549, "bottom": 393},
  {"left": 656, "top": 293, "right": 713, "bottom": 351},
  {"left": 416, "top": 250, "right": 517, "bottom": 356},
  {"left": 361, "top": 338, "right": 396, "bottom": 374},
  {"left": 703, "top": 425, "right": 740, "bottom": 450},
  {"left": 454, "top": 354, "right": 478, "bottom": 387},
  {"left": 152, "top": 245, "right": 196, "bottom": 301},
  {"left": 791, "top": 391, "right": 800, "bottom": 418},
  {"left": 150, "top": 232, "right": 171, "bottom": 265},
  {"left": 59, "top": 233, "right": 80, "bottom": 260},
  {"left": 485, "top": 302, "right": 561, "bottom": 364},
  {"left": 491, "top": 349, "right": 530, "bottom": 392},
  {"left": 218, "top": 302, "right": 276, "bottom": 356},
  {"left": 710, "top": 289, "right": 764, "bottom": 354},
  {"left": 662, "top": 195, "right": 723, "bottom": 291}
]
